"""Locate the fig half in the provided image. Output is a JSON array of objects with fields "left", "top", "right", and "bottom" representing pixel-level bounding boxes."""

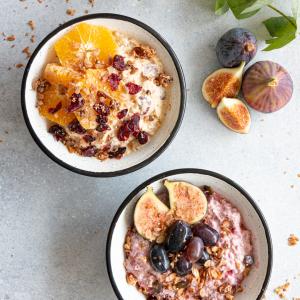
[
  {"left": 134, "top": 187, "right": 169, "bottom": 242},
  {"left": 164, "top": 180, "right": 207, "bottom": 224},
  {"left": 202, "top": 62, "right": 245, "bottom": 108},
  {"left": 242, "top": 61, "right": 293, "bottom": 113},
  {"left": 217, "top": 97, "right": 251, "bottom": 134}
]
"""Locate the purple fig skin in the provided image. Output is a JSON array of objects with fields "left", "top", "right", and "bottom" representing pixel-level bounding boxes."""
[
  {"left": 242, "top": 61, "right": 293, "bottom": 113},
  {"left": 216, "top": 28, "right": 257, "bottom": 68}
]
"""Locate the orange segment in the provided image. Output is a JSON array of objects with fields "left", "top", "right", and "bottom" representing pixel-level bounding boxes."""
[
  {"left": 54, "top": 23, "right": 117, "bottom": 69},
  {"left": 44, "top": 63, "right": 82, "bottom": 85},
  {"left": 39, "top": 85, "right": 75, "bottom": 126}
]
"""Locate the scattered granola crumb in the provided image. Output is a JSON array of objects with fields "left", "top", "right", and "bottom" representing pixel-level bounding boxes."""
[
  {"left": 291, "top": 185, "right": 294, "bottom": 189},
  {"left": 297, "top": 174, "right": 300, "bottom": 178},
  {"left": 22, "top": 46, "right": 31, "bottom": 59},
  {"left": 88, "top": 0, "right": 95, "bottom": 7},
  {"left": 16, "top": 63, "right": 24, "bottom": 68},
  {"left": 30, "top": 35, "right": 36, "bottom": 43},
  {"left": 25, "top": 32, "right": 29, "bottom": 37},
  {"left": 5, "top": 35, "right": 16, "bottom": 41},
  {"left": 288, "top": 234, "right": 299, "bottom": 246},
  {"left": 4, "top": 130, "right": 8, "bottom": 134},
  {"left": 274, "top": 282, "right": 290, "bottom": 299},
  {"left": 37, "top": 0, "right": 43, "bottom": 3},
  {"left": 66, "top": 8, "right": 76, "bottom": 16},
  {"left": 28, "top": 20, "right": 35, "bottom": 31},
  {"left": 84, "top": 9, "right": 89, "bottom": 14},
  {"left": 11, "top": 45, "right": 15, "bottom": 48},
  {"left": 0, "top": 139, "right": 3, "bottom": 143},
  {"left": 7, "top": 67, "right": 12, "bottom": 71},
  {"left": 283, "top": 171, "right": 287, "bottom": 175}
]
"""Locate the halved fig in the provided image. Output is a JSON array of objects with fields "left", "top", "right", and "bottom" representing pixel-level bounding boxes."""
[
  {"left": 217, "top": 97, "right": 251, "bottom": 134},
  {"left": 202, "top": 62, "right": 245, "bottom": 108},
  {"left": 134, "top": 187, "right": 169, "bottom": 242},
  {"left": 164, "top": 181, "right": 207, "bottom": 224}
]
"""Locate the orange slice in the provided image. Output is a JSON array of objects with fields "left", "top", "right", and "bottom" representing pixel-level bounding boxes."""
[
  {"left": 54, "top": 23, "right": 117, "bottom": 69},
  {"left": 39, "top": 85, "right": 75, "bottom": 126},
  {"left": 43, "top": 63, "right": 82, "bottom": 86}
]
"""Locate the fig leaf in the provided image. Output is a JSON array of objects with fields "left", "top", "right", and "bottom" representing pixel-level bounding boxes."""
[
  {"left": 227, "top": 0, "right": 261, "bottom": 19},
  {"left": 215, "top": 0, "right": 229, "bottom": 15},
  {"left": 263, "top": 16, "right": 297, "bottom": 51},
  {"left": 241, "top": 0, "right": 274, "bottom": 14}
]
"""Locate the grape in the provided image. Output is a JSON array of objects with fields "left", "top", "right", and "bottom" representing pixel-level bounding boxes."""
[
  {"left": 185, "top": 237, "right": 204, "bottom": 263},
  {"left": 197, "top": 250, "right": 211, "bottom": 265},
  {"left": 244, "top": 255, "right": 254, "bottom": 267},
  {"left": 192, "top": 223, "right": 219, "bottom": 246},
  {"left": 165, "top": 220, "right": 192, "bottom": 253},
  {"left": 174, "top": 256, "right": 192, "bottom": 276},
  {"left": 149, "top": 244, "right": 170, "bottom": 273}
]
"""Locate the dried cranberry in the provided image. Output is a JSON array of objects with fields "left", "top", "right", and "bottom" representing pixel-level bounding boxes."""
[
  {"left": 108, "top": 147, "right": 126, "bottom": 159},
  {"left": 68, "top": 93, "right": 84, "bottom": 112},
  {"left": 117, "top": 125, "right": 130, "bottom": 141},
  {"left": 81, "top": 146, "right": 97, "bottom": 157},
  {"left": 108, "top": 73, "right": 121, "bottom": 91},
  {"left": 126, "top": 82, "right": 142, "bottom": 95},
  {"left": 137, "top": 131, "right": 149, "bottom": 144},
  {"left": 83, "top": 135, "right": 96, "bottom": 143},
  {"left": 96, "top": 115, "right": 108, "bottom": 124},
  {"left": 117, "top": 109, "right": 128, "bottom": 119},
  {"left": 93, "top": 102, "right": 110, "bottom": 116},
  {"left": 68, "top": 119, "right": 86, "bottom": 134},
  {"left": 48, "top": 101, "right": 62, "bottom": 114},
  {"left": 128, "top": 113, "right": 140, "bottom": 133},
  {"left": 96, "top": 123, "right": 111, "bottom": 132},
  {"left": 48, "top": 124, "right": 66, "bottom": 141},
  {"left": 112, "top": 55, "right": 126, "bottom": 71}
]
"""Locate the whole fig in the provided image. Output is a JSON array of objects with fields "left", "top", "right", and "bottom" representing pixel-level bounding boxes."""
[
  {"left": 242, "top": 61, "right": 293, "bottom": 113},
  {"left": 216, "top": 28, "right": 257, "bottom": 68}
]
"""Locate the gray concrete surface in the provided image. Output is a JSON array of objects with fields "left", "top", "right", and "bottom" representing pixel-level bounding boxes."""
[{"left": 1, "top": 0, "right": 300, "bottom": 299}]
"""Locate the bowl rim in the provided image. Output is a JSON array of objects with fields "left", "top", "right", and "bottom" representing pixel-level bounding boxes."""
[
  {"left": 21, "top": 13, "right": 186, "bottom": 177},
  {"left": 106, "top": 168, "right": 273, "bottom": 300}
]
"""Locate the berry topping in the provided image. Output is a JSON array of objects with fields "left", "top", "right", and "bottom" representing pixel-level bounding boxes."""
[
  {"left": 83, "top": 135, "right": 96, "bottom": 143},
  {"left": 48, "top": 101, "right": 62, "bottom": 114},
  {"left": 112, "top": 55, "right": 126, "bottom": 71},
  {"left": 117, "top": 109, "right": 128, "bottom": 119},
  {"left": 126, "top": 82, "right": 142, "bottom": 95},
  {"left": 96, "top": 115, "right": 108, "bottom": 124},
  {"left": 81, "top": 145, "right": 97, "bottom": 157},
  {"left": 68, "top": 119, "right": 86, "bottom": 134},
  {"left": 48, "top": 124, "right": 66, "bottom": 141},
  {"left": 68, "top": 93, "right": 84, "bottom": 112},
  {"left": 108, "top": 73, "right": 121, "bottom": 91},
  {"left": 108, "top": 147, "right": 126, "bottom": 159},
  {"left": 137, "top": 131, "right": 149, "bottom": 145},
  {"left": 93, "top": 102, "right": 110, "bottom": 116},
  {"left": 96, "top": 123, "right": 111, "bottom": 132}
]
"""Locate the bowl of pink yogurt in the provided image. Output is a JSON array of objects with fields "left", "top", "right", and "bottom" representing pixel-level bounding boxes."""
[{"left": 106, "top": 169, "right": 272, "bottom": 300}]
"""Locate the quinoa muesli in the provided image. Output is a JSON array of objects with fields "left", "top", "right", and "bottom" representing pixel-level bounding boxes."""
[
  {"left": 124, "top": 181, "right": 254, "bottom": 300},
  {"left": 34, "top": 23, "right": 172, "bottom": 160}
]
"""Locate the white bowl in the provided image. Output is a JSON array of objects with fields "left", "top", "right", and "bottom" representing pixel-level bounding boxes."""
[
  {"left": 21, "top": 14, "right": 186, "bottom": 177},
  {"left": 106, "top": 169, "right": 272, "bottom": 300}
]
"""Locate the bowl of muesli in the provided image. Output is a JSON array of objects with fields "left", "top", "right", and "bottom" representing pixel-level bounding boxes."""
[
  {"left": 21, "top": 14, "right": 185, "bottom": 176},
  {"left": 106, "top": 169, "right": 272, "bottom": 300}
]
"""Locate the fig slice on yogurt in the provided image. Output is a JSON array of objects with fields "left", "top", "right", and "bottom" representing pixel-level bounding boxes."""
[
  {"left": 164, "top": 180, "right": 207, "bottom": 224},
  {"left": 202, "top": 61, "right": 245, "bottom": 108},
  {"left": 134, "top": 187, "right": 169, "bottom": 242},
  {"left": 217, "top": 97, "right": 251, "bottom": 134}
]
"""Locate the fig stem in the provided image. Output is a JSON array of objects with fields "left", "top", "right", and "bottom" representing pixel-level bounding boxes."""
[
  {"left": 267, "top": 5, "right": 297, "bottom": 29},
  {"left": 267, "top": 77, "right": 278, "bottom": 87}
]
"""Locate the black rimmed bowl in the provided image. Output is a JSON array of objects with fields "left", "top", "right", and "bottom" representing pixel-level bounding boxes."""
[
  {"left": 106, "top": 169, "right": 272, "bottom": 299},
  {"left": 21, "top": 14, "right": 186, "bottom": 177}
]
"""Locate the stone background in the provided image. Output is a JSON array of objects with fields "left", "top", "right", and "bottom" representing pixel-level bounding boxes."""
[{"left": 0, "top": 0, "right": 299, "bottom": 299}]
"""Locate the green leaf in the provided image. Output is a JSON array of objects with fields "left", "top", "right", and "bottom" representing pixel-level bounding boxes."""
[
  {"left": 263, "top": 16, "right": 297, "bottom": 50},
  {"left": 227, "top": 0, "right": 261, "bottom": 19},
  {"left": 242, "top": 0, "right": 274, "bottom": 14},
  {"left": 215, "top": 0, "right": 229, "bottom": 15}
]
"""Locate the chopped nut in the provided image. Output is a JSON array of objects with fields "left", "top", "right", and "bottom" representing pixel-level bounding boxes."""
[
  {"left": 288, "top": 234, "right": 299, "bottom": 246},
  {"left": 22, "top": 46, "right": 31, "bottom": 59},
  {"left": 66, "top": 8, "right": 76, "bottom": 16},
  {"left": 126, "top": 273, "right": 137, "bottom": 286},
  {"left": 30, "top": 35, "right": 36, "bottom": 43},
  {"left": 274, "top": 282, "right": 290, "bottom": 299},
  {"left": 15, "top": 63, "right": 24, "bottom": 68},
  {"left": 27, "top": 20, "right": 35, "bottom": 30},
  {"left": 5, "top": 35, "right": 16, "bottom": 41},
  {"left": 154, "top": 73, "right": 173, "bottom": 88},
  {"left": 132, "top": 45, "right": 156, "bottom": 59}
]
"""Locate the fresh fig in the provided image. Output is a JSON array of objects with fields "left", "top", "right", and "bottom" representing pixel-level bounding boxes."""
[
  {"left": 217, "top": 97, "right": 251, "bottom": 134},
  {"left": 242, "top": 61, "right": 293, "bottom": 113},
  {"left": 216, "top": 28, "right": 257, "bottom": 68},
  {"left": 164, "top": 181, "right": 207, "bottom": 224},
  {"left": 134, "top": 187, "right": 169, "bottom": 242},
  {"left": 202, "top": 62, "right": 245, "bottom": 108}
]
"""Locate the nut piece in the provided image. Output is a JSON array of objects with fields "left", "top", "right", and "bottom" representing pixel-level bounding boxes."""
[
  {"left": 202, "top": 62, "right": 245, "bottom": 108},
  {"left": 217, "top": 97, "right": 251, "bottom": 134},
  {"left": 288, "top": 234, "right": 299, "bottom": 246}
]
